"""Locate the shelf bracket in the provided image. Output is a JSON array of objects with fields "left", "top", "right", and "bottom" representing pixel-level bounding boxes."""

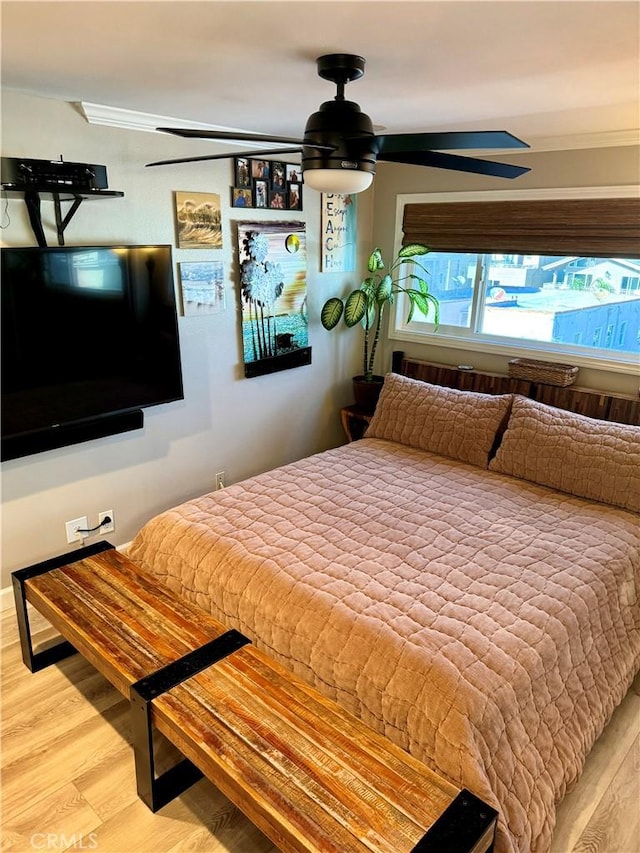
[
  {"left": 23, "top": 190, "right": 84, "bottom": 247},
  {"left": 53, "top": 194, "right": 83, "bottom": 246},
  {"left": 24, "top": 191, "right": 48, "bottom": 248}
]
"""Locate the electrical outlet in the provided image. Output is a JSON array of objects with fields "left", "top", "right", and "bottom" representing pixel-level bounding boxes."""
[
  {"left": 65, "top": 516, "right": 88, "bottom": 544},
  {"left": 216, "top": 471, "right": 225, "bottom": 490},
  {"left": 98, "top": 510, "right": 115, "bottom": 534}
]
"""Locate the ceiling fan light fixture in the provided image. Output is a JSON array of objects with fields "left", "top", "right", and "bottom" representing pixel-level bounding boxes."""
[{"left": 303, "top": 167, "right": 373, "bottom": 195}]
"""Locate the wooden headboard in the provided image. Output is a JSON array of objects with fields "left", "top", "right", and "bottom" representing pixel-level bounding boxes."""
[{"left": 392, "top": 352, "right": 640, "bottom": 426}]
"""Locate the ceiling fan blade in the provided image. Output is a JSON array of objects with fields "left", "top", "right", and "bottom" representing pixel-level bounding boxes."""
[
  {"left": 373, "top": 130, "right": 530, "bottom": 153},
  {"left": 378, "top": 149, "right": 531, "bottom": 179},
  {"left": 157, "top": 127, "right": 309, "bottom": 145},
  {"left": 146, "top": 147, "right": 305, "bottom": 168}
]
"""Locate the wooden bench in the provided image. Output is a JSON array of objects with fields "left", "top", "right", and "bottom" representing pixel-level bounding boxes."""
[{"left": 13, "top": 541, "right": 498, "bottom": 853}]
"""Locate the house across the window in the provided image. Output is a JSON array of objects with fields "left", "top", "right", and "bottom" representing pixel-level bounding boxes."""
[{"left": 406, "top": 252, "right": 640, "bottom": 358}]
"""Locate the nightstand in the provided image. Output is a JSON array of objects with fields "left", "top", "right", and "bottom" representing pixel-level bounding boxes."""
[{"left": 340, "top": 405, "right": 373, "bottom": 442}]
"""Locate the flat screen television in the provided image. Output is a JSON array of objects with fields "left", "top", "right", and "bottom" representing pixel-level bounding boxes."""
[{"left": 1, "top": 244, "right": 184, "bottom": 461}]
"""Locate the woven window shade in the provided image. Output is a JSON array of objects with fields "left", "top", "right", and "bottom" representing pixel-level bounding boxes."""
[{"left": 402, "top": 198, "right": 640, "bottom": 257}]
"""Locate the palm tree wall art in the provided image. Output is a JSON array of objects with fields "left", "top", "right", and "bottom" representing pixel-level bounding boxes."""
[{"left": 238, "top": 222, "right": 311, "bottom": 378}]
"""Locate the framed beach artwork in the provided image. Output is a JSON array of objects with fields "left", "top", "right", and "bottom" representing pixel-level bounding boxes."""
[
  {"left": 320, "top": 192, "right": 357, "bottom": 272},
  {"left": 237, "top": 221, "right": 311, "bottom": 378},
  {"left": 178, "top": 261, "right": 225, "bottom": 315},
  {"left": 175, "top": 191, "right": 223, "bottom": 249}
]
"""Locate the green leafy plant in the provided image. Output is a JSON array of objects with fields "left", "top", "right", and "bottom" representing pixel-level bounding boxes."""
[{"left": 320, "top": 244, "right": 439, "bottom": 381}]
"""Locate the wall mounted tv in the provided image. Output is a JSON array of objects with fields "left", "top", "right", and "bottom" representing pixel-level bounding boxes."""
[{"left": 1, "top": 245, "right": 184, "bottom": 461}]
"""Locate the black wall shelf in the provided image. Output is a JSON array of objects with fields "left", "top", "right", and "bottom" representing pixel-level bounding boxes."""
[{"left": 1, "top": 185, "right": 124, "bottom": 247}]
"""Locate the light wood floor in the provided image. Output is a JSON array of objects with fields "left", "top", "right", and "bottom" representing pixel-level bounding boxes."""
[{"left": 2, "top": 607, "right": 639, "bottom": 853}]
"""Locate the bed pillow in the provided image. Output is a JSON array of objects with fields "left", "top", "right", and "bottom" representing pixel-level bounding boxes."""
[
  {"left": 365, "top": 372, "right": 512, "bottom": 468},
  {"left": 489, "top": 395, "right": 640, "bottom": 512}
]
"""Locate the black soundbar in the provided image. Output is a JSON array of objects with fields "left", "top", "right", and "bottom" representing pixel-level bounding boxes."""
[{"left": 1, "top": 410, "right": 144, "bottom": 462}]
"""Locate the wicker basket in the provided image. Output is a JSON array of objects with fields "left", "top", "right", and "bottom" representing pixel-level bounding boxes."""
[{"left": 508, "top": 358, "right": 579, "bottom": 387}]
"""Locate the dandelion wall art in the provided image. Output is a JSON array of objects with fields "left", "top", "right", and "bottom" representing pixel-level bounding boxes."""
[{"left": 237, "top": 221, "right": 311, "bottom": 378}]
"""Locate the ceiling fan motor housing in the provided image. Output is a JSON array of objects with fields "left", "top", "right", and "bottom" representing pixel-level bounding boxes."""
[{"left": 302, "top": 99, "right": 377, "bottom": 178}]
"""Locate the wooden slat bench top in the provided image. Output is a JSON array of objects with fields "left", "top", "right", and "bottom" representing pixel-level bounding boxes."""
[
  {"left": 156, "top": 645, "right": 463, "bottom": 853},
  {"left": 16, "top": 545, "right": 497, "bottom": 853},
  {"left": 22, "top": 546, "right": 230, "bottom": 696}
]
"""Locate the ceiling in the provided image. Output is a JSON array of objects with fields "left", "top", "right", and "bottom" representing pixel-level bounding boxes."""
[{"left": 2, "top": 0, "right": 639, "bottom": 152}]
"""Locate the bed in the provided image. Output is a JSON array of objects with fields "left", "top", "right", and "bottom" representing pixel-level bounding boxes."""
[{"left": 128, "top": 369, "right": 640, "bottom": 853}]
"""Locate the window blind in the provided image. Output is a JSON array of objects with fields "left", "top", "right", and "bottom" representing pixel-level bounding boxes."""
[{"left": 402, "top": 198, "right": 640, "bottom": 257}]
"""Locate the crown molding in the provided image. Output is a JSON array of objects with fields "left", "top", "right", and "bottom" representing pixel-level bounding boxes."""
[
  {"left": 78, "top": 102, "right": 639, "bottom": 152},
  {"left": 526, "top": 129, "right": 640, "bottom": 152},
  {"left": 77, "top": 102, "right": 253, "bottom": 138}
]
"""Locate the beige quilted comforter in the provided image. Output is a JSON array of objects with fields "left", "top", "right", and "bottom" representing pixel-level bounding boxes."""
[{"left": 128, "top": 438, "right": 640, "bottom": 853}]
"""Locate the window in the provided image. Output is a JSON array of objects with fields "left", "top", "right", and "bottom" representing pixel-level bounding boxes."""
[
  {"left": 604, "top": 324, "right": 615, "bottom": 348},
  {"left": 618, "top": 322, "right": 628, "bottom": 347},
  {"left": 407, "top": 252, "right": 639, "bottom": 357},
  {"left": 621, "top": 276, "right": 640, "bottom": 293},
  {"left": 392, "top": 189, "right": 640, "bottom": 373}
]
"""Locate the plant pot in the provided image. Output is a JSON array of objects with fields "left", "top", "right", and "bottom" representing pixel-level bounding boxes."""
[{"left": 352, "top": 375, "right": 384, "bottom": 415}]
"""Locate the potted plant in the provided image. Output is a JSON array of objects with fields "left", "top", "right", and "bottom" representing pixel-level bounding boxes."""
[{"left": 320, "top": 243, "right": 439, "bottom": 412}]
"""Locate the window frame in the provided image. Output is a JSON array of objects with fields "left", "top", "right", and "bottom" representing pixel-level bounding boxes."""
[{"left": 390, "top": 185, "right": 640, "bottom": 375}]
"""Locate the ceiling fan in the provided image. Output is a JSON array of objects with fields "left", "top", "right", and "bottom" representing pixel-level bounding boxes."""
[{"left": 146, "top": 53, "right": 531, "bottom": 193}]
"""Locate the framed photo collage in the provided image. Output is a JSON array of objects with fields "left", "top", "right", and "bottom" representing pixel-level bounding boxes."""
[{"left": 232, "top": 157, "right": 303, "bottom": 211}]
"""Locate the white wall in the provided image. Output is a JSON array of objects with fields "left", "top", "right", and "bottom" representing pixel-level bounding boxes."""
[
  {"left": 371, "top": 146, "right": 640, "bottom": 396},
  {"left": 1, "top": 91, "right": 372, "bottom": 584}
]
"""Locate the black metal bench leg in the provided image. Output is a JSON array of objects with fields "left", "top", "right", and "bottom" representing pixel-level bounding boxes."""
[
  {"left": 410, "top": 789, "right": 498, "bottom": 852},
  {"left": 11, "top": 541, "right": 113, "bottom": 673},
  {"left": 11, "top": 572, "right": 76, "bottom": 672},
  {"left": 129, "top": 629, "right": 250, "bottom": 812},
  {"left": 130, "top": 685, "right": 203, "bottom": 812}
]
